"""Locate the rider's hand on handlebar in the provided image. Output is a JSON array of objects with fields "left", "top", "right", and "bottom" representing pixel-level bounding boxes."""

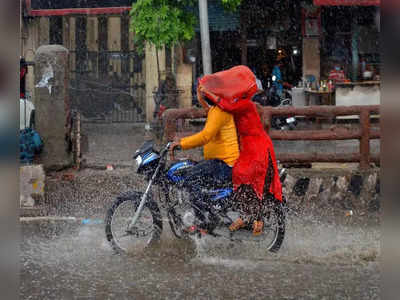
[{"left": 169, "top": 140, "right": 181, "bottom": 161}]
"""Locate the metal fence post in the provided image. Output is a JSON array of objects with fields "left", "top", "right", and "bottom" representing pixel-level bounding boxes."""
[{"left": 359, "top": 109, "right": 371, "bottom": 169}]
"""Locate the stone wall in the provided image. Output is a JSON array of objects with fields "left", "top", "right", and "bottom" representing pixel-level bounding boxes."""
[
  {"left": 41, "top": 166, "right": 380, "bottom": 219},
  {"left": 283, "top": 168, "right": 380, "bottom": 216}
]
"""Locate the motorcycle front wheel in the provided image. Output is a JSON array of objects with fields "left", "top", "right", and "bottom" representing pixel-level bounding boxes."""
[{"left": 105, "top": 192, "right": 163, "bottom": 254}]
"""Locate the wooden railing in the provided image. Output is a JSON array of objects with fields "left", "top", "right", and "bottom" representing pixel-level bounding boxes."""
[
  {"left": 260, "top": 105, "right": 380, "bottom": 169},
  {"left": 163, "top": 105, "right": 380, "bottom": 169}
]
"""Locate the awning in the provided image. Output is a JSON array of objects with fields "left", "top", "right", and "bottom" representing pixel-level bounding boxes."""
[
  {"left": 314, "top": 0, "right": 380, "bottom": 5},
  {"left": 194, "top": 0, "right": 239, "bottom": 32},
  {"left": 25, "top": 0, "right": 133, "bottom": 16}
]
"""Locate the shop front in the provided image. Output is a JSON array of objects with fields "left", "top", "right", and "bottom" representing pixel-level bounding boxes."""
[
  {"left": 315, "top": 0, "right": 380, "bottom": 106},
  {"left": 193, "top": 0, "right": 303, "bottom": 96}
]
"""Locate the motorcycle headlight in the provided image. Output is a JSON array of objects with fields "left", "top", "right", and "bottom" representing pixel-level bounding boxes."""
[
  {"left": 134, "top": 155, "right": 142, "bottom": 172},
  {"left": 135, "top": 155, "right": 143, "bottom": 167}
]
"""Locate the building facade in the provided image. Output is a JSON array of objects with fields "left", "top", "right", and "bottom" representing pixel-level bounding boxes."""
[
  {"left": 20, "top": 0, "right": 194, "bottom": 123},
  {"left": 20, "top": 0, "right": 380, "bottom": 122}
]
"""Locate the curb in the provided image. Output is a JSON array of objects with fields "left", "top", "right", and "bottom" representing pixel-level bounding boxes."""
[
  {"left": 20, "top": 216, "right": 78, "bottom": 223},
  {"left": 82, "top": 163, "right": 133, "bottom": 170}
]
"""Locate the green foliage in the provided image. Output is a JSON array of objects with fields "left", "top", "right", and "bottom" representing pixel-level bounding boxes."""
[
  {"left": 129, "top": 0, "right": 197, "bottom": 53},
  {"left": 129, "top": 0, "right": 242, "bottom": 53},
  {"left": 220, "top": 0, "right": 241, "bottom": 11}
]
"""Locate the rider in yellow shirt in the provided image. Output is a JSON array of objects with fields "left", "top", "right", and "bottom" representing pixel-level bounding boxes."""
[
  {"left": 180, "top": 104, "right": 239, "bottom": 166},
  {"left": 170, "top": 88, "right": 239, "bottom": 229}
]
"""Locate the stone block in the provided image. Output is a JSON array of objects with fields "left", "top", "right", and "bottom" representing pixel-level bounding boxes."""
[
  {"left": 304, "top": 177, "right": 323, "bottom": 205},
  {"left": 282, "top": 173, "right": 296, "bottom": 196},
  {"left": 34, "top": 45, "right": 72, "bottom": 169},
  {"left": 20, "top": 164, "right": 45, "bottom": 207}
]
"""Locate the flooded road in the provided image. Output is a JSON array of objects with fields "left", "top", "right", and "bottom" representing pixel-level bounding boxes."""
[{"left": 21, "top": 215, "right": 380, "bottom": 299}]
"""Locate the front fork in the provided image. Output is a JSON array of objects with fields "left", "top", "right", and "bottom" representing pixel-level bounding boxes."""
[
  {"left": 127, "top": 178, "right": 154, "bottom": 229},
  {"left": 128, "top": 161, "right": 163, "bottom": 230},
  {"left": 128, "top": 144, "right": 171, "bottom": 229}
]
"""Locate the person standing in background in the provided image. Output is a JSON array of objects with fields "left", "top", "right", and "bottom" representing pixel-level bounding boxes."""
[
  {"left": 328, "top": 61, "right": 347, "bottom": 86},
  {"left": 272, "top": 57, "right": 284, "bottom": 97},
  {"left": 259, "top": 63, "right": 271, "bottom": 90}
]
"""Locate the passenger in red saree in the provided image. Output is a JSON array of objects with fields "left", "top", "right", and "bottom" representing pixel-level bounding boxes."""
[{"left": 198, "top": 65, "right": 282, "bottom": 235}]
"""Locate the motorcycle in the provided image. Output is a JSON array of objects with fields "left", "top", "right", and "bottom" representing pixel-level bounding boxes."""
[
  {"left": 105, "top": 141, "right": 286, "bottom": 254},
  {"left": 258, "top": 76, "right": 297, "bottom": 131}
]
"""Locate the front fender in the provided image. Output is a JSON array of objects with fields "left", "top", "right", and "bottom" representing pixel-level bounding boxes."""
[{"left": 116, "top": 191, "right": 151, "bottom": 202}]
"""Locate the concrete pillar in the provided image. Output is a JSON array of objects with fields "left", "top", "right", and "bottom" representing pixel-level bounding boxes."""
[
  {"left": 68, "top": 17, "right": 76, "bottom": 79},
  {"left": 23, "top": 18, "right": 40, "bottom": 103},
  {"left": 87, "top": 17, "right": 98, "bottom": 51},
  {"left": 176, "top": 45, "right": 193, "bottom": 108},
  {"left": 302, "top": 37, "right": 320, "bottom": 82},
  {"left": 38, "top": 17, "right": 50, "bottom": 45},
  {"left": 145, "top": 43, "right": 165, "bottom": 122},
  {"left": 62, "top": 17, "right": 70, "bottom": 49},
  {"left": 34, "top": 45, "right": 72, "bottom": 170},
  {"left": 87, "top": 17, "right": 99, "bottom": 76},
  {"left": 108, "top": 17, "right": 121, "bottom": 75}
]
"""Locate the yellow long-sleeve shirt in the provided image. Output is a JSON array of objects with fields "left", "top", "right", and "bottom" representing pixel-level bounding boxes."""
[{"left": 180, "top": 106, "right": 239, "bottom": 166}]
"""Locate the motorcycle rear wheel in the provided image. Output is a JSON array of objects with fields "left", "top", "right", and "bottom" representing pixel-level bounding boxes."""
[
  {"left": 105, "top": 192, "right": 163, "bottom": 254},
  {"left": 229, "top": 200, "right": 285, "bottom": 252},
  {"left": 263, "top": 200, "right": 286, "bottom": 253}
]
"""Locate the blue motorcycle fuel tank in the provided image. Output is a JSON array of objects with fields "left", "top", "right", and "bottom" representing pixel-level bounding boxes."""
[
  {"left": 167, "top": 160, "right": 233, "bottom": 206},
  {"left": 167, "top": 160, "right": 197, "bottom": 183}
]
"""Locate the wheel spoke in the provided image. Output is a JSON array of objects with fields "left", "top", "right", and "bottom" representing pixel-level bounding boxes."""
[{"left": 106, "top": 197, "right": 161, "bottom": 253}]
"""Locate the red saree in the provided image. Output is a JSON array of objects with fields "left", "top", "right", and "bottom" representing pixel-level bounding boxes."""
[{"left": 199, "top": 66, "right": 282, "bottom": 202}]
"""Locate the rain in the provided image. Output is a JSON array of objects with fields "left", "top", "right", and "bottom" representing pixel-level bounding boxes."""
[{"left": 20, "top": 0, "right": 380, "bottom": 299}]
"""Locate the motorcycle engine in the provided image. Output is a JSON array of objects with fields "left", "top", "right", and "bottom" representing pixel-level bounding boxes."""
[{"left": 182, "top": 210, "right": 196, "bottom": 227}]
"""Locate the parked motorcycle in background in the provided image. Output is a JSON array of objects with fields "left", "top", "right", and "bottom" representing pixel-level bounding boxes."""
[{"left": 253, "top": 76, "right": 297, "bottom": 131}]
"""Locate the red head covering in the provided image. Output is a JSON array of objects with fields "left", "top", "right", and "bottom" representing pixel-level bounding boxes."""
[{"left": 199, "top": 65, "right": 258, "bottom": 102}]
